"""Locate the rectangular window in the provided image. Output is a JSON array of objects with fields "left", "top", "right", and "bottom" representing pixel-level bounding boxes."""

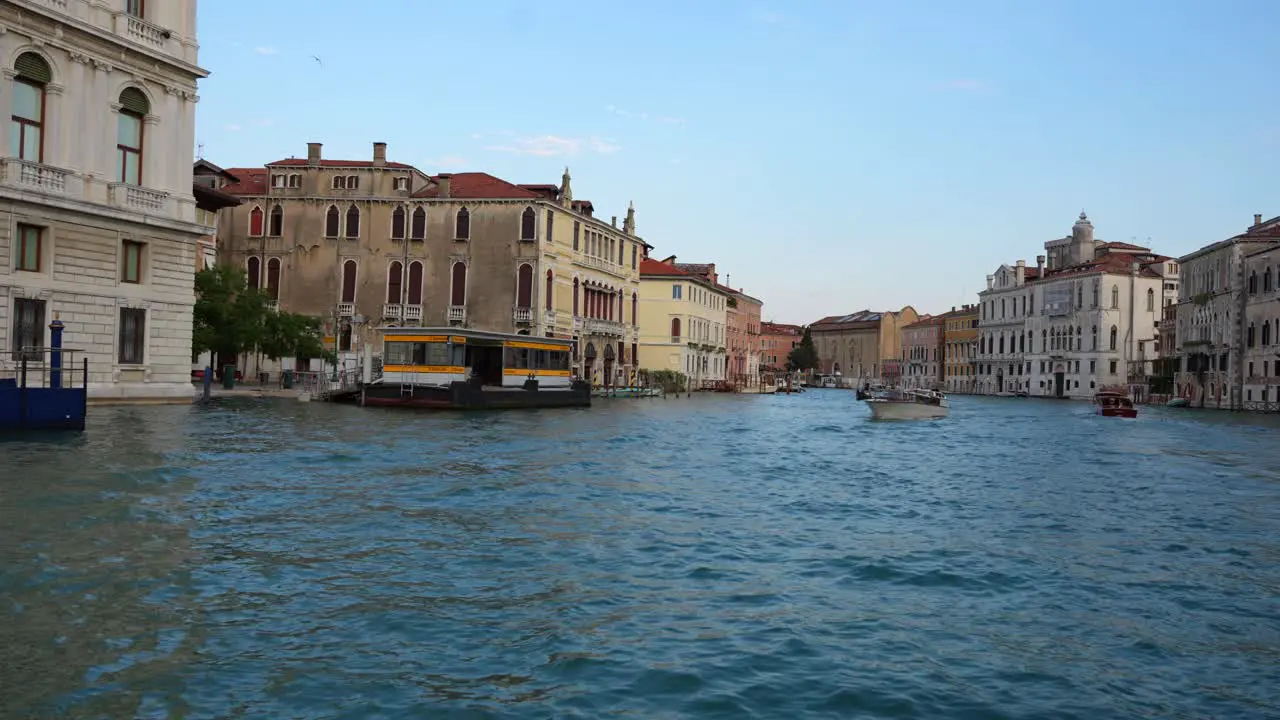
[
  {"left": 116, "top": 111, "right": 143, "bottom": 185},
  {"left": 11, "top": 79, "right": 44, "bottom": 162},
  {"left": 121, "top": 240, "right": 143, "bottom": 283},
  {"left": 672, "top": 284, "right": 682, "bottom": 300},
  {"left": 573, "top": 221, "right": 580, "bottom": 251},
  {"left": 15, "top": 224, "right": 41, "bottom": 272},
  {"left": 126, "top": 0, "right": 144, "bottom": 17},
  {"left": 546, "top": 211, "right": 554, "bottom": 243},
  {"left": 118, "top": 307, "right": 146, "bottom": 365},
  {"left": 1089, "top": 360, "right": 1096, "bottom": 373},
  {"left": 10, "top": 297, "right": 45, "bottom": 361},
  {"left": 631, "top": 244, "right": 637, "bottom": 269},
  {"left": 1109, "top": 360, "right": 1117, "bottom": 375}
]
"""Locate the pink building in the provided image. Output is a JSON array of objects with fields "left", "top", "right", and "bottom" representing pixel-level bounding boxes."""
[
  {"left": 901, "top": 315, "right": 944, "bottom": 388},
  {"left": 761, "top": 322, "right": 803, "bottom": 370},
  {"left": 671, "top": 261, "right": 766, "bottom": 386}
]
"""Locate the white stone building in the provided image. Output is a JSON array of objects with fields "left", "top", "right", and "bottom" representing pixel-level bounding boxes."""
[
  {"left": 1236, "top": 223, "right": 1280, "bottom": 408},
  {"left": 1173, "top": 215, "right": 1280, "bottom": 409},
  {"left": 0, "top": 0, "right": 207, "bottom": 402},
  {"left": 976, "top": 259, "right": 1039, "bottom": 394}
]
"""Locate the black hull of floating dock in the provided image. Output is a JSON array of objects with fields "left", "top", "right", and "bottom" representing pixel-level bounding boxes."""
[{"left": 360, "top": 380, "right": 591, "bottom": 410}]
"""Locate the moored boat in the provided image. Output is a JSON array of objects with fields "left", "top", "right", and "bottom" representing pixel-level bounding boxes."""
[
  {"left": 863, "top": 388, "right": 949, "bottom": 420},
  {"left": 360, "top": 328, "right": 591, "bottom": 410},
  {"left": 1166, "top": 397, "right": 1190, "bottom": 408},
  {"left": 1095, "top": 389, "right": 1137, "bottom": 418}
]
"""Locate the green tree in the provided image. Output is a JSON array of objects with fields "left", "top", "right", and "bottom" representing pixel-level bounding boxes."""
[
  {"left": 193, "top": 266, "right": 334, "bottom": 366},
  {"left": 787, "top": 326, "right": 819, "bottom": 371}
]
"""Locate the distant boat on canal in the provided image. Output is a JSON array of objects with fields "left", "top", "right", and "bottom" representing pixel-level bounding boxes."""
[
  {"left": 1095, "top": 388, "right": 1138, "bottom": 418},
  {"left": 359, "top": 328, "right": 591, "bottom": 410},
  {"left": 863, "top": 388, "right": 950, "bottom": 420}
]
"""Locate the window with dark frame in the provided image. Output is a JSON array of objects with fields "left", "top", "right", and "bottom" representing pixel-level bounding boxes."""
[
  {"left": 573, "top": 221, "right": 580, "bottom": 250},
  {"left": 391, "top": 206, "right": 405, "bottom": 239},
  {"left": 247, "top": 256, "right": 261, "bottom": 289},
  {"left": 521, "top": 207, "right": 536, "bottom": 241},
  {"left": 116, "top": 88, "right": 148, "bottom": 185},
  {"left": 450, "top": 262, "right": 467, "bottom": 306},
  {"left": 345, "top": 205, "right": 360, "bottom": 238},
  {"left": 118, "top": 307, "right": 146, "bottom": 365},
  {"left": 455, "top": 207, "right": 470, "bottom": 240},
  {"left": 410, "top": 207, "right": 426, "bottom": 240},
  {"left": 266, "top": 258, "right": 281, "bottom": 300},
  {"left": 268, "top": 205, "right": 283, "bottom": 237},
  {"left": 517, "top": 264, "right": 533, "bottom": 308},
  {"left": 325, "top": 205, "right": 340, "bottom": 237},
  {"left": 126, "top": 0, "right": 144, "bottom": 17},
  {"left": 545, "top": 210, "right": 553, "bottom": 243},
  {"left": 121, "top": 240, "right": 144, "bottom": 283},
  {"left": 387, "top": 261, "right": 403, "bottom": 304},
  {"left": 11, "top": 53, "right": 50, "bottom": 163},
  {"left": 15, "top": 224, "right": 41, "bottom": 272},
  {"left": 341, "top": 260, "right": 357, "bottom": 303},
  {"left": 249, "top": 205, "right": 264, "bottom": 236},
  {"left": 10, "top": 297, "right": 45, "bottom": 361}
]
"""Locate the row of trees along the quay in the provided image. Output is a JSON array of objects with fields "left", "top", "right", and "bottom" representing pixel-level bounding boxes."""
[
  {"left": 193, "top": 265, "right": 334, "bottom": 374},
  {"left": 787, "top": 326, "right": 818, "bottom": 372}
]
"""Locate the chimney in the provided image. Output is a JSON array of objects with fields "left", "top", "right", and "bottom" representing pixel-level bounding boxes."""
[
  {"left": 611, "top": 216, "right": 617, "bottom": 228},
  {"left": 986, "top": 274, "right": 993, "bottom": 290},
  {"left": 1254, "top": 213, "right": 1263, "bottom": 227},
  {"left": 437, "top": 173, "right": 451, "bottom": 199},
  {"left": 951, "top": 306, "right": 956, "bottom": 312},
  {"left": 373, "top": 142, "right": 387, "bottom": 167},
  {"left": 1015, "top": 259, "right": 1026, "bottom": 285},
  {"left": 306, "top": 142, "right": 322, "bottom": 165},
  {"left": 1036, "top": 255, "right": 1045, "bottom": 277}
]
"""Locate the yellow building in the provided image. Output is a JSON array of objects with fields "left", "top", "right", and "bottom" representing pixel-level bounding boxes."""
[
  {"left": 637, "top": 256, "right": 731, "bottom": 387},
  {"left": 941, "top": 304, "right": 979, "bottom": 393}
]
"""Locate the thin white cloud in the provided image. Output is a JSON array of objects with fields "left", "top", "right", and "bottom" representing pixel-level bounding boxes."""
[
  {"left": 657, "top": 116, "right": 687, "bottom": 125},
  {"left": 608, "top": 105, "right": 687, "bottom": 126},
  {"left": 224, "top": 123, "right": 242, "bottom": 132},
  {"left": 484, "top": 135, "right": 620, "bottom": 157},
  {"left": 254, "top": 46, "right": 279, "bottom": 56},
  {"left": 254, "top": 119, "right": 274, "bottom": 127},
  {"left": 606, "top": 104, "right": 632, "bottom": 118},
  {"left": 469, "top": 132, "right": 483, "bottom": 140}
]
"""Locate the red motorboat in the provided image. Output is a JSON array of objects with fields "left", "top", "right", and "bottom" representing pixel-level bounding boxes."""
[{"left": 1095, "top": 389, "right": 1137, "bottom": 418}]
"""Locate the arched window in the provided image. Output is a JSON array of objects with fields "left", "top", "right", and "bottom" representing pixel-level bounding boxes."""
[
  {"left": 1249, "top": 271, "right": 1258, "bottom": 294},
  {"left": 1264, "top": 320, "right": 1272, "bottom": 347},
  {"left": 1092, "top": 279, "right": 1099, "bottom": 307},
  {"left": 1076, "top": 325, "right": 1082, "bottom": 350},
  {"left": 455, "top": 207, "right": 470, "bottom": 240},
  {"left": 999, "top": 335, "right": 1005, "bottom": 354},
  {"left": 387, "top": 261, "right": 403, "bottom": 304},
  {"left": 268, "top": 205, "right": 283, "bottom": 237},
  {"left": 521, "top": 207, "right": 536, "bottom": 240},
  {"left": 1109, "top": 325, "right": 1117, "bottom": 351},
  {"left": 1111, "top": 285, "right": 1119, "bottom": 309},
  {"left": 325, "top": 205, "right": 340, "bottom": 238},
  {"left": 407, "top": 262, "right": 423, "bottom": 305},
  {"left": 1076, "top": 284, "right": 1083, "bottom": 307},
  {"left": 116, "top": 87, "right": 149, "bottom": 184},
  {"left": 631, "top": 293, "right": 638, "bottom": 325},
  {"left": 516, "top": 263, "right": 533, "bottom": 308},
  {"left": 450, "top": 262, "right": 467, "bottom": 306},
  {"left": 266, "top": 258, "right": 281, "bottom": 300},
  {"left": 11, "top": 53, "right": 51, "bottom": 162},
  {"left": 341, "top": 260, "right": 357, "bottom": 303},
  {"left": 572, "top": 278, "right": 580, "bottom": 315},
  {"left": 246, "top": 256, "right": 261, "bottom": 289},
  {"left": 1266, "top": 267, "right": 1274, "bottom": 292},
  {"left": 1146, "top": 287, "right": 1154, "bottom": 311},
  {"left": 671, "top": 317, "right": 681, "bottom": 341},
  {"left": 391, "top": 206, "right": 405, "bottom": 239},
  {"left": 1092, "top": 325, "right": 1098, "bottom": 350},
  {"left": 1040, "top": 329, "right": 1046, "bottom": 352},
  {"left": 344, "top": 204, "right": 360, "bottom": 238},
  {"left": 410, "top": 207, "right": 426, "bottom": 240},
  {"left": 1018, "top": 333, "right": 1024, "bottom": 353},
  {"left": 248, "top": 206, "right": 264, "bottom": 236}
]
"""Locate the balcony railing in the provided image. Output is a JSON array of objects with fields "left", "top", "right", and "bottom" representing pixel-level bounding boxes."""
[
  {"left": 123, "top": 14, "right": 168, "bottom": 50},
  {"left": 573, "top": 315, "right": 584, "bottom": 331},
  {"left": 336, "top": 303, "right": 355, "bottom": 317},
  {"left": 383, "top": 303, "right": 402, "bottom": 320},
  {"left": 544, "top": 309, "right": 559, "bottom": 326},
  {"left": 108, "top": 183, "right": 170, "bottom": 214},
  {"left": 448, "top": 305, "right": 466, "bottom": 323},
  {"left": 514, "top": 307, "right": 533, "bottom": 324},
  {"left": 403, "top": 305, "right": 422, "bottom": 322},
  {"left": 585, "top": 318, "right": 625, "bottom": 336},
  {"left": 6, "top": 158, "right": 68, "bottom": 194}
]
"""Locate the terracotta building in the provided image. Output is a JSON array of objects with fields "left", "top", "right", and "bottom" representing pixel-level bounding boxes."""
[
  {"left": 220, "top": 144, "right": 649, "bottom": 383},
  {"left": 760, "top": 322, "right": 802, "bottom": 370},
  {"left": 940, "top": 304, "right": 978, "bottom": 393},
  {"left": 901, "top": 315, "right": 943, "bottom": 389}
]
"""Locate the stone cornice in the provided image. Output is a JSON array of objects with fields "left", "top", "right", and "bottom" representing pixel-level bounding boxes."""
[{"left": 0, "top": 185, "right": 208, "bottom": 237}]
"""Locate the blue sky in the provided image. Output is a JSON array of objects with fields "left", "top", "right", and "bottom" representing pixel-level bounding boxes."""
[{"left": 195, "top": 0, "right": 1280, "bottom": 325}]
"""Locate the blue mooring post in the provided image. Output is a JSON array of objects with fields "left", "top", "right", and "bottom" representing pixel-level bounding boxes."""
[
  {"left": 202, "top": 365, "right": 213, "bottom": 402},
  {"left": 49, "top": 317, "right": 64, "bottom": 390}
]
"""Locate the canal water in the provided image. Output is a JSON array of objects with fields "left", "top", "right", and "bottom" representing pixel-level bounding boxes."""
[{"left": 1, "top": 391, "right": 1278, "bottom": 719}]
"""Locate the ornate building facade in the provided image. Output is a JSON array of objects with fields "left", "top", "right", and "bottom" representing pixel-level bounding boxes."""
[
  {"left": 220, "top": 145, "right": 648, "bottom": 384},
  {"left": 0, "top": 0, "right": 208, "bottom": 402},
  {"left": 809, "top": 307, "right": 918, "bottom": 382},
  {"left": 941, "top": 305, "right": 978, "bottom": 393}
]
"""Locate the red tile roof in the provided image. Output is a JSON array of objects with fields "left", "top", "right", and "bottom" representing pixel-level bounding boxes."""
[
  {"left": 412, "top": 172, "right": 541, "bottom": 199},
  {"left": 223, "top": 168, "right": 268, "bottom": 196},
  {"left": 903, "top": 315, "right": 942, "bottom": 329},
  {"left": 1043, "top": 252, "right": 1164, "bottom": 280},
  {"left": 761, "top": 322, "right": 802, "bottom": 335},
  {"left": 640, "top": 258, "right": 693, "bottom": 277},
  {"left": 1097, "top": 241, "right": 1151, "bottom": 252},
  {"left": 266, "top": 158, "right": 415, "bottom": 169}
]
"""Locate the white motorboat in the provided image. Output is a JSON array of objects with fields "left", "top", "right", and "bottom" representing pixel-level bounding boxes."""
[{"left": 863, "top": 388, "right": 949, "bottom": 420}]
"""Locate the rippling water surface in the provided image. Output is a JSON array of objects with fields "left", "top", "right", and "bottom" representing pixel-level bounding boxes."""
[{"left": 2, "top": 392, "right": 1279, "bottom": 719}]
